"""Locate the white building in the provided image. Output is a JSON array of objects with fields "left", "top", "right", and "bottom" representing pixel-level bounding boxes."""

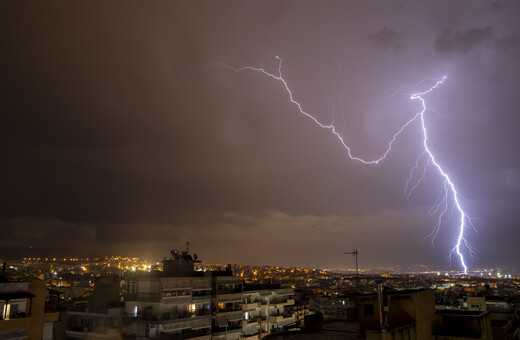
[{"left": 242, "top": 284, "right": 307, "bottom": 339}]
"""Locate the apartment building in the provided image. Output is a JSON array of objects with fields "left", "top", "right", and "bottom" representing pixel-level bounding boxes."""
[
  {"left": 64, "top": 276, "right": 123, "bottom": 340},
  {"left": 123, "top": 249, "right": 242, "bottom": 340},
  {"left": 359, "top": 288, "right": 435, "bottom": 340},
  {"left": 242, "top": 284, "right": 306, "bottom": 340},
  {"left": 0, "top": 280, "right": 60, "bottom": 340}
]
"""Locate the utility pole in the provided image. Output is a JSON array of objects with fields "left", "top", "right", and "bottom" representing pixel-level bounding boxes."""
[{"left": 343, "top": 249, "right": 358, "bottom": 287}]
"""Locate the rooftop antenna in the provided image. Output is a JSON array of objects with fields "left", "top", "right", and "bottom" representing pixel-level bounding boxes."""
[
  {"left": 186, "top": 242, "right": 190, "bottom": 253},
  {"left": 343, "top": 249, "right": 359, "bottom": 287}
]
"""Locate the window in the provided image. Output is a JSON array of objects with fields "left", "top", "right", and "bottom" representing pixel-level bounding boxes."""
[
  {"left": 192, "top": 289, "right": 211, "bottom": 298},
  {"left": 364, "top": 304, "right": 374, "bottom": 316},
  {"left": 178, "top": 289, "right": 190, "bottom": 296},
  {"left": 162, "top": 289, "right": 191, "bottom": 298},
  {"left": 9, "top": 304, "right": 18, "bottom": 317},
  {"left": 125, "top": 281, "right": 137, "bottom": 294},
  {"left": 163, "top": 289, "right": 177, "bottom": 297}
]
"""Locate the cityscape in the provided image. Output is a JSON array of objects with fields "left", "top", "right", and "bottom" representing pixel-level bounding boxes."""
[
  {"left": 2, "top": 246, "right": 520, "bottom": 339},
  {"left": 2, "top": 1, "right": 520, "bottom": 340}
]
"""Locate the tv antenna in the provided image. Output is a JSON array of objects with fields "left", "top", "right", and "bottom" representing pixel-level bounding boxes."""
[{"left": 343, "top": 249, "right": 359, "bottom": 287}]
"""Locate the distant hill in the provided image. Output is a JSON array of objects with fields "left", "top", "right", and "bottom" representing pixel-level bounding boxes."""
[{"left": 0, "top": 246, "right": 105, "bottom": 260}]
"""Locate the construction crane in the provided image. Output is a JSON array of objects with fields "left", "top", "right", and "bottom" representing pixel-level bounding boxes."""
[{"left": 343, "top": 249, "right": 358, "bottom": 287}]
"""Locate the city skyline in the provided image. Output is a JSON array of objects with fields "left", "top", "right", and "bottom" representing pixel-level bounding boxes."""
[{"left": 1, "top": 1, "right": 520, "bottom": 270}]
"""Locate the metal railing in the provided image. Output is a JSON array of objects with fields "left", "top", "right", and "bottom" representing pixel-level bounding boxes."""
[{"left": 137, "top": 309, "right": 211, "bottom": 322}]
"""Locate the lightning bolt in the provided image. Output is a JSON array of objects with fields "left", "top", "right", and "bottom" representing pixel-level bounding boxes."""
[
  {"left": 410, "top": 81, "right": 475, "bottom": 274},
  {"left": 215, "top": 57, "right": 473, "bottom": 273}
]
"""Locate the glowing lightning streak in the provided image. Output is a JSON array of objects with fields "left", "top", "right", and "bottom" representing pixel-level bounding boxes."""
[
  {"left": 215, "top": 57, "right": 419, "bottom": 165},
  {"left": 216, "top": 57, "right": 472, "bottom": 273},
  {"left": 411, "top": 81, "right": 471, "bottom": 274}
]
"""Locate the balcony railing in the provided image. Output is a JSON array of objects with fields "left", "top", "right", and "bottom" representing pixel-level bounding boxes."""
[
  {"left": 216, "top": 306, "right": 242, "bottom": 314},
  {"left": 192, "top": 290, "right": 212, "bottom": 300},
  {"left": 242, "top": 319, "right": 259, "bottom": 327},
  {"left": 243, "top": 333, "right": 260, "bottom": 340},
  {"left": 66, "top": 325, "right": 89, "bottom": 333},
  {"left": 268, "top": 311, "right": 294, "bottom": 319},
  {"left": 217, "top": 287, "right": 242, "bottom": 295},
  {"left": 242, "top": 302, "right": 261, "bottom": 310},
  {"left": 124, "top": 292, "right": 161, "bottom": 301},
  {"left": 137, "top": 309, "right": 211, "bottom": 322},
  {"left": 188, "top": 328, "right": 211, "bottom": 339},
  {"left": 270, "top": 298, "right": 295, "bottom": 306},
  {"left": 0, "top": 312, "right": 29, "bottom": 320},
  {"left": 212, "top": 324, "right": 242, "bottom": 335},
  {"left": 67, "top": 305, "right": 120, "bottom": 314},
  {"left": 66, "top": 325, "right": 112, "bottom": 335}
]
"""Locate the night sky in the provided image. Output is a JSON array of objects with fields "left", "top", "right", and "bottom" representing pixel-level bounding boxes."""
[{"left": 1, "top": 1, "right": 520, "bottom": 270}]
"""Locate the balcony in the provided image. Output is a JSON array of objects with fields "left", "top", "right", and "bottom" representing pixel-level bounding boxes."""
[
  {"left": 136, "top": 309, "right": 210, "bottom": 324},
  {"left": 268, "top": 313, "right": 294, "bottom": 324},
  {"left": 0, "top": 312, "right": 29, "bottom": 320},
  {"left": 186, "top": 327, "right": 211, "bottom": 340},
  {"left": 216, "top": 286, "right": 242, "bottom": 295},
  {"left": 191, "top": 290, "right": 212, "bottom": 301},
  {"left": 66, "top": 325, "right": 121, "bottom": 338},
  {"left": 67, "top": 306, "right": 121, "bottom": 316},
  {"left": 189, "top": 335, "right": 211, "bottom": 340},
  {"left": 270, "top": 298, "right": 295, "bottom": 307},
  {"left": 243, "top": 334, "right": 260, "bottom": 340},
  {"left": 216, "top": 292, "right": 242, "bottom": 303},
  {"left": 124, "top": 292, "right": 161, "bottom": 301},
  {"left": 211, "top": 327, "right": 242, "bottom": 336},
  {"left": 268, "top": 315, "right": 283, "bottom": 323},
  {"left": 242, "top": 319, "right": 258, "bottom": 327},
  {"left": 242, "top": 302, "right": 261, "bottom": 310},
  {"left": 215, "top": 309, "right": 242, "bottom": 318}
]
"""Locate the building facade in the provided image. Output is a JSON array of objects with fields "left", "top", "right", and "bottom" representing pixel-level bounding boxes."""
[
  {"left": 0, "top": 281, "right": 60, "bottom": 340},
  {"left": 242, "top": 284, "right": 306, "bottom": 340},
  {"left": 123, "top": 250, "right": 242, "bottom": 340}
]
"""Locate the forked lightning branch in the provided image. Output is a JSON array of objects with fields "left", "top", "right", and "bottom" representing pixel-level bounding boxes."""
[{"left": 215, "top": 57, "right": 474, "bottom": 274}]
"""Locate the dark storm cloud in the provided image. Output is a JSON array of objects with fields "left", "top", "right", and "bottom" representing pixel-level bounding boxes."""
[
  {"left": 0, "top": 218, "right": 97, "bottom": 245},
  {"left": 1, "top": 0, "right": 520, "bottom": 269},
  {"left": 366, "top": 28, "right": 406, "bottom": 52},
  {"left": 434, "top": 27, "right": 492, "bottom": 55},
  {"left": 0, "top": 208, "right": 435, "bottom": 268}
]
